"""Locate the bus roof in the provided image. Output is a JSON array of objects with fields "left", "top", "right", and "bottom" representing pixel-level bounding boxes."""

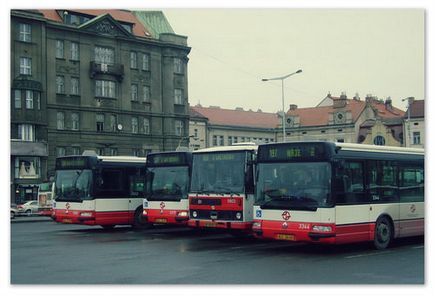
[
  {"left": 193, "top": 144, "right": 258, "bottom": 154},
  {"left": 335, "top": 142, "right": 424, "bottom": 155}
]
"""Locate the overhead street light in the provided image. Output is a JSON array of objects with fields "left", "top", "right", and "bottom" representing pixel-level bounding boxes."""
[{"left": 262, "top": 69, "right": 302, "bottom": 142}]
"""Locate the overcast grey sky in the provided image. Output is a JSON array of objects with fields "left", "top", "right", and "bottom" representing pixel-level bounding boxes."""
[{"left": 164, "top": 9, "right": 424, "bottom": 113}]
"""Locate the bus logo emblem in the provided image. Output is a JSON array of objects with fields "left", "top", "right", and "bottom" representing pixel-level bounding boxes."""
[
  {"left": 282, "top": 211, "right": 291, "bottom": 220},
  {"left": 160, "top": 202, "right": 165, "bottom": 210},
  {"left": 410, "top": 204, "right": 416, "bottom": 213},
  {"left": 282, "top": 222, "right": 288, "bottom": 229}
]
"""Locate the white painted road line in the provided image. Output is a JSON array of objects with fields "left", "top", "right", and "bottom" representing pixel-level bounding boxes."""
[{"left": 345, "top": 251, "right": 392, "bottom": 259}]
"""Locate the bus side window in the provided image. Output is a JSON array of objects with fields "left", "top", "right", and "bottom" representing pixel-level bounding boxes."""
[
  {"left": 368, "top": 161, "right": 398, "bottom": 203},
  {"left": 399, "top": 165, "right": 424, "bottom": 203},
  {"left": 334, "top": 161, "right": 366, "bottom": 205}
]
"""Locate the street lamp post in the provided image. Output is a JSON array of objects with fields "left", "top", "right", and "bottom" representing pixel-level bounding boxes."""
[
  {"left": 402, "top": 97, "right": 414, "bottom": 147},
  {"left": 262, "top": 69, "right": 302, "bottom": 142}
]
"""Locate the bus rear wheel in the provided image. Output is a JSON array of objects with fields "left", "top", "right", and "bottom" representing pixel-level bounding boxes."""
[{"left": 374, "top": 216, "right": 393, "bottom": 250}]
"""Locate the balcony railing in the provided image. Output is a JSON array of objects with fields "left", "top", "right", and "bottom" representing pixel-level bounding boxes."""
[{"left": 89, "top": 61, "right": 124, "bottom": 82}]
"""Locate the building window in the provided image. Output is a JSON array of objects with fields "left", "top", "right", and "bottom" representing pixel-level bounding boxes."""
[
  {"left": 70, "top": 42, "right": 80, "bottom": 60},
  {"left": 96, "top": 114, "right": 104, "bottom": 132},
  {"left": 18, "top": 23, "right": 31, "bottom": 42},
  {"left": 15, "top": 157, "right": 40, "bottom": 179},
  {"left": 109, "top": 115, "right": 117, "bottom": 132},
  {"left": 142, "top": 53, "right": 149, "bottom": 71},
  {"left": 143, "top": 118, "right": 150, "bottom": 135},
  {"left": 175, "top": 120, "right": 184, "bottom": 136},
  {"left": 57, "top": 112, "right": 65, "bottom": 130},
  {"left": 194, "top": 128, "right": 198, "bottom": 138},
  {"left": 94, "top": 46, "right": 114, "bottom": 64},
  {"left": 109, "top": 148, "right": 118, "bottom": 156},
  {"left": 337, "top": 138, "right": 345, "bottom": 143},
  {"left": 56, "top": 40, "right": 64, "bottom": 59},
  {"left": 71, "top": 113, "right": 79, "bottom": 131},
  {"left": 71, "top": 77, "right": 80, "bottom": 95},
  {"left": 19, "top": 57, "right": 31, "bottom": 75},
  {"left": 413, "top": 132, "right": 421, "bottom": 145},
  {"left": 17, "top": 124, "right": 35, "bottom": 141},
  {"left": 143, "top": 85, "right": 150, "bottom": 103},
  {"left": 95, "top": 80, "right": 116, "bottom": 98},
  {"left": 25, "top": 90, "right": 33, "bottom": 109},
  {"left": 219, "top": 135, "right": 224, "bottom": 146},
  {"left": 131, "top": 117, "right": 138, "bottom": 134},
  {"left": 14, "top": 90, "right": 21, "bottom": 108},
  {"left": 373, "top": 135, "right": 385, "bottom": 146},
  {"left": 212, "top": 135, "right": 217, "bottom": 146},
  {"left": 56, "top": 76, "right": 65, "bottom": 94},
  {"left": 131, "top": 84, "right": 138, "bottom": 101},
  {"left": 56, "top": 147, "right": 66, "bottom": 157},
  {"left": 174, "top": 89, "right": 183, "bottom": 105},
  {"left": 174, "top": 57, "right": 183, "bottom": 74},
  {"left": 130, "top": 51, "right": 137, "bottom": 69},
  {"left": 71, "top": 146, "right": 81, "bottom": 155},
  {"left": 228, "top": 136, "right": 233, "bottom": 145},
  {"left": 97, "top": 147, "right": 105, "bottom": 156},
  {"left": 132, "top": 149, "right": 140, "bottom": 157},
  {"left": 35, "top": 92, "right": 40, "bottom": 110}
]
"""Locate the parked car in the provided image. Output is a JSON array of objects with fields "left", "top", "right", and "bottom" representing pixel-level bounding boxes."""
[
  {"left": 11, "top": 204, "right": 18, "bottom": 219},
  {"left": 17, "top": 200, "right": 39, "bottom": 215}
]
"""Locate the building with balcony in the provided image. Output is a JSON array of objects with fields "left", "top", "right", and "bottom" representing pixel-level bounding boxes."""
[{"left": 10, "top": 9, "right": 190, "bottom": 203}]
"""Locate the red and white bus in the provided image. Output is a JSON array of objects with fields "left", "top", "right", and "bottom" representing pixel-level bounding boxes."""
[
  {"left": 252, "top": 141, "right": 424, "bottom": 249},
  {"left": 142, "top": 151, "right": 192, "bottom": 225},
  {"left": 188, "top": 144, "right": 257, "bottom": 233},
  {"left": 52, "top": 153, "right": 147, "bottom": 229}
]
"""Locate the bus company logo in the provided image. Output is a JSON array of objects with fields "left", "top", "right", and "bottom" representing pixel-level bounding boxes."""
[
  {"left": 282, "top": 222, "right": 288, "bottom": 229},
  {"left": 65, "top": 202, "right": 71, "bottom": 212},
  {"left": 256, "top": 210, "right": 262, "bottom": 218},
  {"left": 410, "top": 204, "right": 416, "bottom": 213},
  {"left": 282, "top": 211, "right": 291, "bottom": 220},
  {"left": 160, "top": 202, "right": 165, "bottom": 210}
]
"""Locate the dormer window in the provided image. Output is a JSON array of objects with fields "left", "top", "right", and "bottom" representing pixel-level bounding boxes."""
[
  {"left": 63, "top": 11, "right": 91, "bottom": 26},
  {"left": 121, "top": 23, "right": 132, "bottom": 33}
]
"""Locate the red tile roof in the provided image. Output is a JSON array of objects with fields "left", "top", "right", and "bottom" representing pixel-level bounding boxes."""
[
  {"left": 38, "top": 9, "right": 152, "bottom": 38},
  {"left": 407, "top": 100, "right": 424, "bottom": 118},
  {"left": 191, "top": 106, "right": 280, "bottom": 129},
  {"left": 287, "top": 98, "right": 405, "bottom": 127}
]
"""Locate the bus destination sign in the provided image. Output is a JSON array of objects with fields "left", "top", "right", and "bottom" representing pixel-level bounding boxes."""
[
  {"left": 148, "top": 153, "right": 186, "bottom": 166},
  {"left": 56, "top": 157, "right": 87, "bottom": 169},
  {"left": 259, "top": 143, "right": 328, "bottom": 162}
]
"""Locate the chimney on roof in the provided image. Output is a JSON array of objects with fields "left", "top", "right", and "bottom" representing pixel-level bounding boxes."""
[
  {"left": 289, "top": 104, "right": 298, "bottom": 111},
  {"left": 408, "top": 97, "right": 415, "bottom": 105},
  {"left": 353, "top": 92, "right": 360, "bottom": 101},
  {"left": 333, "top": 92, "right": 347, "bottom": 108},
  {"left": 235, "top": 107, "right": 244, "bottom": 111},
  {"left": 385, "top": 97, "right": 393, "bottom": 111},
  {"left": 365, "top": 94, "right": 374, "bottom": 104}
]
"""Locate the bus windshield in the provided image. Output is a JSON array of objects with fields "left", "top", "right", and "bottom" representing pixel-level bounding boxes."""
[
  {"left": 54, "top": 169, "right": 93, "bottom": 201},
  {"left": 146, "top": 166, "right": 189, "bottom": 201},
  {"left": 190, "top": 151, "right": 246, "bottom": 194},
  {"left": 255, "top": 162, "right": 331, "bottom": 210}
]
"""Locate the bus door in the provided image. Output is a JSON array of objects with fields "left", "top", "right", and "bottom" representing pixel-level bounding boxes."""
[
  {"left": 334, "top": 160, "right": 371, "bottom": 244},
  {"left": 94, "top": 167, "right": 130, "bottom": 224},
  {"left": 398, "top": 164, "right": 424, "bottom": 237},
  {"left": 129, "top": 174, "right": 146, "bottom": 223}
]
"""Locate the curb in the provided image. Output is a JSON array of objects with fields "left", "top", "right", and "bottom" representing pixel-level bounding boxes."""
[{"left": 11, "top": 217, "right": 54, "bottom": 223}]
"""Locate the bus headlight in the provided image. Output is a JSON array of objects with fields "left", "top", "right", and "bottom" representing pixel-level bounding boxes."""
[
  {"left": 235, "top": 212, "right": 242, "bottom": 220},
  {"left": 312, "top": 225, "right": 332, "bottom": 232},
  {"left": 192, "top": 211, "right": 198, "bottom": 218},
  {"left": 177, "top": 211, "right": 188, "bottom": 217}
]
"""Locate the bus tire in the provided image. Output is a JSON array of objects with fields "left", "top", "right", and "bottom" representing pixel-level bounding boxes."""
[
  {"left": 132, "top": 207, "right": 152, "bottom": 230},
  {"left": 374, "top": 216, "right": 393, "bottom": 250},
  {"left": 101, "top": 225, "right": 115, "bottom": 230}
]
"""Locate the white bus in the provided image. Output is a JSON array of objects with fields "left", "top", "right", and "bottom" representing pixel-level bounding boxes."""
[
  {"left": 252, "top": 141, "right": 424, "bottom": 249},
  {"left": 142, "top": 151, "right": 192, "bottom": 225},
  {"left": 188, "top": 144, "right": 257, "bottom": 233},
  {"left": 52, "top": 153, "right": 147, "bottom": 229}
]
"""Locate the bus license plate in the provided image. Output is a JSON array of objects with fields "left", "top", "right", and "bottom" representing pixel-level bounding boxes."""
[
  {"left": 155, "top": 218, "right": 167, "bottom": 223},
  {"left": 276, "top": 234, "right": 295, "bottom": 241},
  {"left": 204, "top": 222, "right": 216, "bottom": 227},
  {"left": 62, "top": 218, "right": 72, "bottom": 224}
]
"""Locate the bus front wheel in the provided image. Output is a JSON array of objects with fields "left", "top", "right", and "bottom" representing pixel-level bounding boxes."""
[
  {"left": 374, "top": 216, "right": 393, "bottom": 250},
  {"left": 132, "top": 207, "right": 152, "bottom": 230}
]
